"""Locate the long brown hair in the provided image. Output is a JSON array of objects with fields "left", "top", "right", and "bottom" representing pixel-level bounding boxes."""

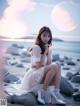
[
  {"left": 35, "top": 26, "right": 52, "bottom": 54},
  {"left": 29, "top": 26, "right": 52, "bottom": 54}
]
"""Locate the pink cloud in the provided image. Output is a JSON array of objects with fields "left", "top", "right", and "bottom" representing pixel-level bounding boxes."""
[{"left": 0, "top": 0, "right": 36, "bottom": 38}]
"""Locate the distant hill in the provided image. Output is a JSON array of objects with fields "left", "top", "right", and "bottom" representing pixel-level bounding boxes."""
[
  {"left": 0, "top": 35, "right": 63, "bottom": 42},
  {"left": 18, "top": 36, "right": 64, "bottom": 42},
  {"left": 0, "top": 35, "right": 9, "bottom": 39}
]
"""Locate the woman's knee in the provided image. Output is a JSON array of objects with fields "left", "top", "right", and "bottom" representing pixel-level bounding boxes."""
[
  {"left": 51, "top": 63, "right": 61, "bottom": 73},
  {"left": 55, "top": 63, "right": 61, "bottom": 74}
]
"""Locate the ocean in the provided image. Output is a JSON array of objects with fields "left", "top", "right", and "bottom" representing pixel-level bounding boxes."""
[{"left": 2, "top": 39, "right": 80, "bottom": 58}]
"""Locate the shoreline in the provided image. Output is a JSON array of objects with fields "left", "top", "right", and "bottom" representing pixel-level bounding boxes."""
[{"left": 0, "top": 41, "right": 80, "bottom": 105}]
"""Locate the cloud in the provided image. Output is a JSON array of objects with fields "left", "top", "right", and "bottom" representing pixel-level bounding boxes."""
[
  {"left": 51, "top": 1, "right": 77, "bottom": 32},
  {"left": 0, "top": 0, "right": 36, "bottom": 38},
  {"left": 7, "top": 0, "right": 36, "bottom": 12}
]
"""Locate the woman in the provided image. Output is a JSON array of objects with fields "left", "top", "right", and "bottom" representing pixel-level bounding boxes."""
[{"left": 21, "top": 26, "right": 65, "bottom": 104}]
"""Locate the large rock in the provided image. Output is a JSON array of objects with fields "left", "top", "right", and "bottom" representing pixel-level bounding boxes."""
[
  {"left": 7, "top": 45, "right": 19, "bottom": 55},
  {"left": 66, "top": 72, "right": 73, "bottom": 80},
  {"left": 9, "top": 61, "right": 18, "bottom": 66},
  {"left": 66, "top": 60, "right": 76, "bottom": 66},
  {"left": 60, "top": 77, "right": 74, "bottom": 96},
  {"left": 8, "top": 92, "right": 38, "bottom": 106},
  {"left": 71, "top": 75, "right": 80, "bottom": 83},
  {"left": 20, "top": 49, "right": 31, "bottom": 58},
  {"left": 73, "top": 91, "right": 80, "bottom": 101},
  {"left": 4, "top": 72, "right": 19, "bottom": 83}
]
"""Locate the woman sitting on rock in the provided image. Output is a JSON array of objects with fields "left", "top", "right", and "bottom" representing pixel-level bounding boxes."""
[{"left": 21, "top": 26, "right": 65, "bottom": 105}]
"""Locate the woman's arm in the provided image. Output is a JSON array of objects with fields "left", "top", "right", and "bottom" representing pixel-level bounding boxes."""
[
  {"left": 32, "top": 45, "right": 48, "bottom": 69},
  {"left": 32, "top": 53, "right": 46, "bottom": 68},
  {"left": 46, "top": 46, "right": 52, "bottom": 65}
]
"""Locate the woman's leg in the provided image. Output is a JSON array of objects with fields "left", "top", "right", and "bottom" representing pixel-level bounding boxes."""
[
  {"left": 37, "top": 64, "right": 57, "bottom": 104},
  {"left": 48, "top": 63, "right": 65, "bottom": 103},
  {"left": 40, "top": 63, "right": 65, "bottom": 104},
  {"left": 50, "top": 63, "right": 61, "bottom": 89},
  {"left": 41, "top": 63, "right": 58, "bottom": 90}
]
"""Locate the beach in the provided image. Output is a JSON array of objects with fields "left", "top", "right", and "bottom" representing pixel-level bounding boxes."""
[{"left": 1, "top": 39, "right": 80, "bottom": 106}]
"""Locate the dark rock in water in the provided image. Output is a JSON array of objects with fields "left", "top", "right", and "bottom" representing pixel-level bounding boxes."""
[
  {"left": 63, "top": 67, "right": 70, "bottom": 70},
  {"left": 4, "top": 72, "right": 19, "bottom": 83},
  {"left": 60, "top": 62, "right": 64, "bottom": 66},
  {"left": 71, "top": 75, "right": 80, "bottom": 83},
  {"left": 20, "top": 52, "right": 31, "bottom": 58},
  {"left": 59, "top": 59, "right": 64, "bottom": 62},
  {"left": 18, "top": 45, "right": 24, "bottom": 49},
  {"left": 77, "top": 58, "right": 80, "bottom": 61},
  {"left": 66, "top": 61, "right": 76, "bottom": 66},
  {"left": 74, "top": 72, "right": 80, "bottom": 76},
  {"left": 21, "top": 59, "right": 30, "bottom": 63},
  {"left": 60, "top": 77, "right": 74, "bottom": 96},
  {"left": 7, "top": 92, "right": 38, "bottom": 106},
  {"left": 73, "top": 91, "right": 80, "bottom": 101},
  {"left": 12, "top": 44, "right": 18, "bottom": 47},
  {"left": 64, "top": 56, "right": 69, "bottom": 60},
  {"left": 52, "top": 54, "right": 60, "bottom": 61},
  {"left": 66, "top": 72, "right": 73, "bottom": 80},
  {"left": 16, "top": 64, "right": 24, "bottom": 68}
]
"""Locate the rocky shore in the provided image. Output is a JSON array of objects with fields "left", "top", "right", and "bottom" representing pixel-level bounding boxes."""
[{"left": 2, "top": 43, "right": 80, "bottom": 106}]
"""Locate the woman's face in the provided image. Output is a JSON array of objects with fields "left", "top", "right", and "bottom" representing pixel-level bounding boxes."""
[{"left": 40, "top": 31, "right": 50, "bottom": 44}]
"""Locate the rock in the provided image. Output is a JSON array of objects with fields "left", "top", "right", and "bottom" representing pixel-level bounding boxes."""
[
  {"left": 12, "top": 44, "right": 18, "bottom": 47},
  {"left": 71, "top": 75, "right": 80, "bottom": 83},
  {"left": 74, "top": 72, "right": 80, "bottom": 76},
  {"left": 66, "top": 72, "right": 73, "bottom": 80},
  {"left": 77, "top": 59, "right": 80, "bottom": 61},
  {"left": 63, "top": 67, "right": 70, "bottom": 70},
  {"left": 9, "top": 61, "right": 17, "bottom": 66},
  {"left": 7, "top": 92, "right": 38, "bottom": 106},
  {"left": 60, "top": 62, "right": 64, "bottom": 66},
  {"left": 18, "top": 45, "right": 24, "bottom": 49},
  {"left": 52, "top": 54, "right": 60, "bottom": 62},
  {"left": 4, "top": 72, "right": 19, "bottom": 83},
  {"left": 64, "top": 56, "right": 69, "bottom": 60},
  {"left": 59, "top": 58, "right": 64, "bottom": 62},
  {"left": 7, "top": 46, "right": 20, "bottom": 56},
  {"left": 21, "top": 58, "right": 30, "bottom": 63},
  {"left": 66, "top": 61, "right": 76, "bottom": 66},
  {"left": 16, "top": 64, "right": 24, "bottom": 68},
  {"left": 60, "top": 77, "right": 74, "bottom": 96},
  {"left": 20, "top": 51, "right": 31, "bottom": 58},
  {"left": 73, "top": 91, "right": 80, "bottom": 101}
]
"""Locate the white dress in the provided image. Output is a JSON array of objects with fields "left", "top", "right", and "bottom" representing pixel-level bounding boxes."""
[{"left": 21, "top": 45, "right": 52, "bottom": 94}]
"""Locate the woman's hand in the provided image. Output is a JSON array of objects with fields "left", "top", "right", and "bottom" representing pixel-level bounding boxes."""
[{"left": 44, "top": 44, "right": 51, "bottom": 55}]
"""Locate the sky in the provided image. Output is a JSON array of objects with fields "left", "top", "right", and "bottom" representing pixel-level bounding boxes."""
[{"left": 0, "top": 0, "right": 80, "bottom": 41}]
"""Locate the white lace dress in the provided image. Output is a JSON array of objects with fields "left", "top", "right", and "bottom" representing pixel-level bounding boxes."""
[{"left": 21, "top": 45, "right": 52, "bottom": 94}]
